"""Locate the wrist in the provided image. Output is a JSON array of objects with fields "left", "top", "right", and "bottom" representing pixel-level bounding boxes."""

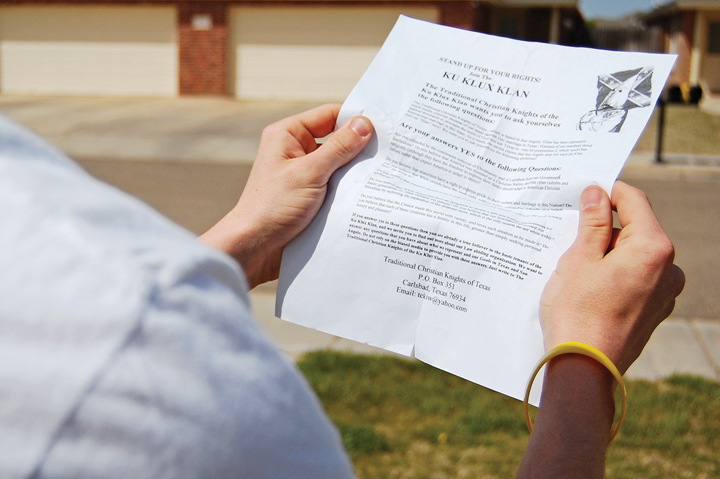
[
  {"left": 537, "top": 353, "right": 617, "bottom": 441},
  {"left": 199, "top": 209, "right": 274, "bottom": 288},
  {"left": 542, "top": 324, "right": 628, "bottom": 376},
  {"left": 544, "top": 354, "right": 617, "bottom": 414},
  {"left": 519, "top": 354, "right": 616, "bottom": 478}
]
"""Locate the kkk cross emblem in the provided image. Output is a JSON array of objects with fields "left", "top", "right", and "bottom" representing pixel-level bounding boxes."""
[{"left": 578, "top": 67, "right": 654, "bottom": 132}]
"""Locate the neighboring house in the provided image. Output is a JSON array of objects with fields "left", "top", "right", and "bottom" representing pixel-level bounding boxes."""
[
  {"left": 643, "top": 0, "right": 720, "bottom": 96},
  {"left": 474, "top": 0, "right": 589, "bottom": 47},
  {"left": 588, "top": 15, "right": 663, "bottom": 53},
  {"left": 0, "top": 0, "right": 583, "bottom": 101}
]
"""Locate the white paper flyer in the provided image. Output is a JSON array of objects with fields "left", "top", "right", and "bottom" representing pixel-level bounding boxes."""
[{"left": 276, "top": 16, "right": 675, "bottom": 404}]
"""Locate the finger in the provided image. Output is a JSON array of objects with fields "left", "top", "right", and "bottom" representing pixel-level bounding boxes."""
[
  {"left": 302, "top": 116, "right": 374, "bottom": 182},
  {"left": 569, "top": 186, "right": 613, "bottom": 261},
  {"left": 655, "top": 265, "right": 684, "bottom": 319},
  {"left": 264, "top": 104, "right": 343, "bottom": 155},
  {"left": 670, "top": 264, "right": 686, "bottom": 298},
  {"left": 611, "top": 181, "right": 663, "bottom": 233},
  {"left": 607, "top": 227, "right": 622, "bottom": 253},
  {"left": 658, "top": 299, "right": 676, "bottom": 323},
  {"left": 286, "top": 104, "right": 342, "bottom": 147}
]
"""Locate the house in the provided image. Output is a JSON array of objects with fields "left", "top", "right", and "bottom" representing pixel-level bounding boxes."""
[
  {"left": 587, "top": 15, "right": 663, "bottom": 53},
  {"left": 0, "top": 0, "right": 583, "bottom": 101},
  {"left": 643, "top": 0, "right": 720, "bottom": 98},
  {"left": 474, "top": 0, "right": 588, "bottom": 46}
]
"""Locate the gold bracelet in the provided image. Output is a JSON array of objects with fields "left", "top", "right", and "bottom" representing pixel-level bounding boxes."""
[{"left": 524, "top": 341, "right": 627, "bottom": 443}]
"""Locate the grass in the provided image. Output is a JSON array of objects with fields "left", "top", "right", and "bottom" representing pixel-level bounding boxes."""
[
  {"left": 298, "top": 351, "right": 720, "bottom": 479},
  {"left": 633, "top": 104, "right": 720, "bottom": 157}
]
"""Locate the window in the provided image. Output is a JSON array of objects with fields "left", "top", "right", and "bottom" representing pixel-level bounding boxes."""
[
  {"left": 708, "top": 22, "right": 720, "bottom": 53},
  {"left": 498, "top": 18, "right": 520, "bottom": 39}
]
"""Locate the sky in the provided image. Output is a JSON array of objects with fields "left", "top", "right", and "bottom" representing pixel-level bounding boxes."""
[{"left": 579, "top": 0, "right": 669, "bottom": 19}]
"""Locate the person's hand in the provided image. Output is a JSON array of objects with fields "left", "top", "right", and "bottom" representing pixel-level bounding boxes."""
[
  {"left": 517, "top": 182, "right": 685, "bottom": 478},
  {"left": 539, "top": 181, "right": 685, "bottom": 374},
  {"left": 199, "top": 104, "right": 373, "bottom": 288}
]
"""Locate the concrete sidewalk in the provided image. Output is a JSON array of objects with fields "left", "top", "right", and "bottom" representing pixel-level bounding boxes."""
[
  {"left": 1, "top": 94, "right": 718, "bottom": 383},
  {"left": 250, "top": 286, "right": 720, "bottom": 382},
  {"left": 0, "top": 95, "right": 320, "bottom": 164},
  {"left": 2, "top": 93, "right": 719, "bottom": 180}
]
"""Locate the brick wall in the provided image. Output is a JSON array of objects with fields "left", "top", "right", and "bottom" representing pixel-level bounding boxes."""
[
  {"left": 439, "top": 1, "right": 476, "bottom": 31},
  {"left": 179, "top": 2, "right": 227, "bottom": 95}
]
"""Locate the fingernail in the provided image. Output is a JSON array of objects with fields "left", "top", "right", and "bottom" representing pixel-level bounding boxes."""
[
  {"left": 581, "top": 187, "right": 603, "bottom": 210},
  {"left": 350, "top": 117, "right": 372, "bottom": 137}
]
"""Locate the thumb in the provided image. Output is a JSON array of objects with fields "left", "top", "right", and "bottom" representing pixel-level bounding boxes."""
[
  {"left": 304, "top": 116, "right": 373, "bottom": 182},
  {"left": 571, "top": 186, "right": 613, "bottom": 260}
]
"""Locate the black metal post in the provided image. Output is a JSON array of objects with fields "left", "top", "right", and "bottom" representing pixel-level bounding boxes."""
[{"left": 655, "top": 98, "right": 665, "bottom": 164}]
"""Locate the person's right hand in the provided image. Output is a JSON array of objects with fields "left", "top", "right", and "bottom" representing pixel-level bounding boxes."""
[{"left": 539, "top": 181, "right": 685, "bottom": 374}]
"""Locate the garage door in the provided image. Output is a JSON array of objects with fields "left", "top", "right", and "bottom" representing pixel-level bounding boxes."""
[
  {"left": 0, "top": 6, "right": 178, "bottom": 97},
  {"left": 230, "top": 6, "right": 439, "bottom": 101}
]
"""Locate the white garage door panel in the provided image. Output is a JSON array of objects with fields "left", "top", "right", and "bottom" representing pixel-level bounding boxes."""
[
  {"left": 0, "top": 6, "right": 177, "bottom": 97},
  {"left": 232, "top": 7, "right": 439, "bottom": 46},
  {"left": 232, "top": 6, "right": 439, "bottom": 101},
  {"left": 2, "top": 42, "right": 177, "bottom": 96},
  {"left": 238, "top": 45, "right": 379, "bottom": 101}
]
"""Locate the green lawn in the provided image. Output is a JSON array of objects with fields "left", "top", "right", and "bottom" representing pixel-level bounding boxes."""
[
  {"left": 633, "top": 104, "right": 720, "bottom": 157},
  {"left": 299, "top": 351, "right": 720, "bottom": 479}
]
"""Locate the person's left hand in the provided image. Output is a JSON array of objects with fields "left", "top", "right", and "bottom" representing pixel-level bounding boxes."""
[{"left": 200, "top": 104, "right": 374, "bottom": 288}]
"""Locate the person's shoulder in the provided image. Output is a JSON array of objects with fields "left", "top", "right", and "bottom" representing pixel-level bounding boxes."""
[{"left": 0, "top": 117, "right": 353, "bottom": 479}]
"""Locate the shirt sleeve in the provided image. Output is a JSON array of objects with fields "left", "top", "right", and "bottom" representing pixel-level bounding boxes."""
[{"left": 0, "top": 114, "right": 355, "bottom": 479}]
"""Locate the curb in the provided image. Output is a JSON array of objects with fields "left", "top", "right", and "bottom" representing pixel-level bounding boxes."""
[
  {"left": 250, "top": 290, "right": 720, "bottom": 382},
  {"left": 621, "top": 153, "right": 720, "bottom": 182}
]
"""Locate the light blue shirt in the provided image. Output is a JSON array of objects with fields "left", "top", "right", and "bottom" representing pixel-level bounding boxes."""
[{"left": 0, "top": 115, "right": 355, "bottom": 479}]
